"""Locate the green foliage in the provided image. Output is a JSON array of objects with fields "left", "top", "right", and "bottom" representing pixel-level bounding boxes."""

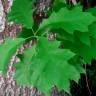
[
  {"left": 15, "top": 37, "right": 84, "bottom": 93},
  {"left": 53, "top": 0, "right": 66, "bottom": 11},
  {"left": 14, "top": 44, "right": 36, "bottom": 86},
  {"left": 0, "top": 38, "right": 24, "bottom": 75},
  {"left": 0, "top": 0, "right": 96, "bottom": 95},
  {"left": 89, "top": 22, "right": 96, "bottom": 39},
  {"left": 18, "top": 28, "right": 33, "bottom": 39},
  {"left": 87, "top": 7, "right": 96, "bottom": 16},
  {"left": 39, "top": 6, "right": 96, "bottom": 34},
  {"left": 62, "top": 35, "right": 96, "bottom": 63},
  {"left": 8, "top": 0, "right": 33, "bottom": 29}
]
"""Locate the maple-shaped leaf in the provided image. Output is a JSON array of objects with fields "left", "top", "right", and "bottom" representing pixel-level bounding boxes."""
[
  {"left": 39, "top": 6, "right": 96, "bottom": 34},
  {"left": 14, "top": 37, "right": 84, "bottom": 94},
  {"left": 0, "top": 38, "right": 24, "bottom": 75},
  {"left": 8, "top": 0, "right": 33, "bottom": 29},
  {"left": 75, "top": 37, "right": 96, "bottom": 63},
  {"left": 62, "top": 36, "right": 96, "bottom": 63}
]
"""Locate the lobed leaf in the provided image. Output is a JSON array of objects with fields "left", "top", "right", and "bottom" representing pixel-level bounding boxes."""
[
  {"left": 15, "top": 37, "right": 84, "bottom": 94},
  {"left": 62, "top": 36, "right": 96, "bottom": 63},
  {"left": 39, "top": 6, "right": 96, "bottom": 34}
]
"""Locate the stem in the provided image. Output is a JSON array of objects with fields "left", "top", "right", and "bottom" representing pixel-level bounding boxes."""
[
  {"left": 32, "top": 28, "right": 35, "bottom": 36},
  {"left": 84, "top": 64, "right": 92, "bottom": 96}
]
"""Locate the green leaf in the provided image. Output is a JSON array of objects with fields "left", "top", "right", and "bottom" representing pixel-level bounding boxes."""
[
  {"left": 39, "top": 6, "right": 96, "bottom": 34},
  {"left": 0, "top": 38, "right": 24, "bottom": 75},
  {"left": 89, "top": 22, "right": 96, "bottom": 39},
  {"left": 87, "top": 7, "right": 96, "bottom": 16},
  {"left": 8, "top": 0, "right": 33, "bottom": 29},
  {"left": 62, "top": 36, "right": 96, "bottom": 63},
  {"left": 51, "top": 28, "right": 91, "bottom": 48},
  {"left": 14, "top": 45, "right": 36, "bottom": 85},
  {"left": 15, "top": 37, "right": 84, "bottom": 94},
  {"left": 54, "top": 29, "right": 90, "bottom": 46},
  {"left": 51, "top": 29, "right": 75, "bottom": 42},
  {"left": 75, "top": 31, "right": 90, "bottom": 46},
  {"left": 18, "top": 28, "right": 33, "bottom": 38},
  {"left": 53, "top": 0, "right": 66, "bottom": 12},
  {"left": 75, "top": 38, "right": 96, "bottom": 63}
]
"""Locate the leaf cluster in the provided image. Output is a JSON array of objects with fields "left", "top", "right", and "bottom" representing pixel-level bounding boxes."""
[{"left": 0, "top": 0, "right": 96, "bottom": 95}]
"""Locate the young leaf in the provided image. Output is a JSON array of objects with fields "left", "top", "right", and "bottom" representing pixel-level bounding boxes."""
[
  {"left": 15, "top": 37, "right": 84, "bottom": 94},
  {"left": 0, "top": 38, "right": 24, "bottom": 75},
  {"left": 39, "top": 6, "right": 96, "bottom": 34},
  {"left": 8, "top": 0, "right": 33, "bottom": 29}
]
